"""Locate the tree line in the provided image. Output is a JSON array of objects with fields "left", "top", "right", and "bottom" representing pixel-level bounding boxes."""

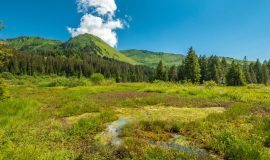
[
  {"left": 1, "top": 52, "right": 154, "bottom": 82},
  {"left": 155, "top": 47, "right": 270, "bottom": 86}
]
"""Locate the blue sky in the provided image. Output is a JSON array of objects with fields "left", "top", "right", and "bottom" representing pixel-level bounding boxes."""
[{"left": 1, "top": 0, "right": 270, "bottom": 60}]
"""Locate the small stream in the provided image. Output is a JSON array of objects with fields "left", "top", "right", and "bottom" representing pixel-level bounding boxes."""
[
  {"left": 100, "top": 118, "right": 208, "bottom": 157},
  {"left": 107, "top": 118, "right": 128, "bottom": 145}
]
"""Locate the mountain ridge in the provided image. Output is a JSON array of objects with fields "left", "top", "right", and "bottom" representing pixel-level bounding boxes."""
[{"left": 4, "top": 34, "right": 138, "bottom": 65}]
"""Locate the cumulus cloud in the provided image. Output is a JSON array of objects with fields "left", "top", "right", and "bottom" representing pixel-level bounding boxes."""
[
  {"left": 68, "top": 0, "right": 125, "bottom": 47},
  {"left": 77, "top": 0, "right": 117, "bottom": 16}
]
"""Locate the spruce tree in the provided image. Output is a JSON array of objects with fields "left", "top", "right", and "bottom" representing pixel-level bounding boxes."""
[
  {"left": 156, "top": 60, "right": 165, "bottom": 80},
  {"left": 221, "top": 58, "right": 228, "bottom": 84},
  {"left": 243, "top": 56, "right": 252, "bottom": 83},
  {"left": 207, "top": 56, "right": 222, "bottom": 84},
  {"left": 184, "top": 47, "right": 201, "bottom": 83},
  {"left": 254, "top": 59, "right": 263, "bottom": 83},
  {"left": 262, "top": 64, "right": 269, "bottom": 85},
  {"left": 177, "top": 65, "right": 185, "bottom": 81},
  {"left": 226, "top": 61, "right": 246, "bottom": 86},
  {"left": 199, "top": 55, "right": 208, "bottom": 84},
  {"left": 249, "top": 63, "right": 257, "bottom": 83},
  {"left": 168, "top": 65, "right": 177, "bottom": 82}
]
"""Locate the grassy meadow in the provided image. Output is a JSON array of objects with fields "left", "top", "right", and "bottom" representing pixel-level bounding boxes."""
[{"left": 0, "top": 74, "right": 270, "bottom": 159}]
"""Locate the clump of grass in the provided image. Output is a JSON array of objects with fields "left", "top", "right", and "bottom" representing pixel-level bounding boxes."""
[{"left": 212, "top": 132, "right": 261, "bottom": 160}]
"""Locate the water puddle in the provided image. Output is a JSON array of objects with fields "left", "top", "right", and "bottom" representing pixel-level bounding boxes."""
[
  {"left": 150, "top": 139, "right": 208, "bottom": 157},
  {"left": 96, "top": 118, "right": 129, "bottom": 146},
  {"left": 97, "top": 117, "right": 209, "bottom": 157}
]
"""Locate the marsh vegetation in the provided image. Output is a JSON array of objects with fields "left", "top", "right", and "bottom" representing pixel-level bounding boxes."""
[{"left": 0, "top": 75, "right": 270, "bottom": 159}]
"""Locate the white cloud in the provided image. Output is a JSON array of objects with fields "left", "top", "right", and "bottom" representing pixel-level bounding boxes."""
[
  {"left": 77, "top": 0, "right": 117, "bottom": 16},
  {"left": 68, "top": 0, "right": 126, "bottom": 47},
  {"left": 68, "top": 14, "right": 123, "bottom": 47},
  {"left": 68, "top": 0, "right": 125, "bottom": 47}
]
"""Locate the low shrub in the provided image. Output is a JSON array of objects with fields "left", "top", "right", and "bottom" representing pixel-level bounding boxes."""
[
  {"left": 1, "top": 72, "right": 15, "bottom": 80},
  {"left": 42, "top": 77, "right": 87, "bottom": 88},
  {"left": 90, "top": 73, "right": 105, "bottom": 85},
  {"left": 203, "top": 80, "right": 217, "bottom": 89}
]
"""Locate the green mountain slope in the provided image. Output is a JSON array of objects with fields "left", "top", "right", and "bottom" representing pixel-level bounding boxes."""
[
  {"left": 6, "top": 36, "right": 62, "bottom": 53},
  {"left": 122, "top": 49, "right": 250, "bottom": 68},
  {"left": 5, "top": 34, "right": 138, "bottom": 65},
  {"left": 62, "top": 34, "right": 138, "bottom": 64},
  {"left": 121, "top": 49, "right": 185, "bottom": 68}
]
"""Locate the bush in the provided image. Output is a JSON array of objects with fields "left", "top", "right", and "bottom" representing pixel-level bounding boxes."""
[
  {"left": 90, "top": 73, "right": 105, "bottom": 85},
  {"left": 204, "top": 80, "right": 217, "bottom": 89},
  {"left": 1, "top": 72, "right": 15, "bottom": 80},
  {"left": 42, "top": 77, "right": 87, "bottom": 88}
]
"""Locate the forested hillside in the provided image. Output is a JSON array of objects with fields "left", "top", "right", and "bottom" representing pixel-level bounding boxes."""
[
  {"left": 154, "top": 47, "right": 270, "bottom": 86},
  {"left": 121, "top": 50, "right": 185, "bottom": 67},
  {"left": 122, "top": 49, "right": 250, "bottom": 68},
  {"left": 5, "top": 34, "right": 138, "bottom": 64}
]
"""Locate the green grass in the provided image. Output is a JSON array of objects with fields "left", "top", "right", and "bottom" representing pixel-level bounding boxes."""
[
  {"left": 1, "top": 75, "right": 270, "bottom": 159},
  {"left": 121, "top": 49, "right": 185, "bottom": 67}
]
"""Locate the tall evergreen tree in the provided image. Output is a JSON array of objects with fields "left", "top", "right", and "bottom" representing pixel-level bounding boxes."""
[
  {"left": 207, "top": 56, "right": 222, "bottom": 84},
  {"left": 155, "top": 60, "right": 165, "bottom": 81},
  {"left": 220, "top": 58, "right": 228, "bottom": 84},
  {"left": 226, "top": 61, "right": 246, "bottom": 86},
  {"left": 261, "top": 64, "right": 269, "bottom": 85},
  {"left": 254, "top": 59, "right": 263, "bottom": 83},
  {"left": 183, "top": 47, "right": 201, "bottom": 83},
  {"left": 243, "top": 56, "right": 252, "bottom": 83},
  {"left": 177, "top": 65, "right": 185, "bottom": 81},
  {"left": 199, "top": 55, "right": 208, "bottom": 84},
  {"left": 168, "top": 65, "right": 177, "bottom": 82}
]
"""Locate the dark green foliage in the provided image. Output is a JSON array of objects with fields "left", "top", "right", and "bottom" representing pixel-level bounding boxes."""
[
  {"left": 226, "top": 61, "right": 246, "bottom": 86},
  {"left": 261, "top": 63, "right": 269, "bottom": 85},
  {"left": 90, "top": 73, "right": 105, "bottom": 85},
  {"left": 5, "top": 34, "right": 137, "bottom": 64},
  {"left": 2, "top": 53, "right": 153, "bottom": 82},
  {"left": 183, "top": 47, "right": 201, "bottom": 83},
  {"left": 254, "top": 59, "right": 263, "bottom": 83},
  {"left": 168, "top": 65, "right": 177, "bottom": 82},
  {"left": 199, "top": 55, "right": 208, "bottom": 83},
  {"left": 243, "top": 56, "right": 252, "bottom": 83},
  {"left": 207, "top": 56, "right": 223, "bottom": 84},
  {"left": 155, "top": 60, "right": 165, "bottom": 81}
]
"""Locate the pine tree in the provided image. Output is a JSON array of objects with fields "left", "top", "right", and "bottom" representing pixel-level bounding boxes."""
[
  {"left": 262, "top": 64, "right": 269, "bottom": 85},
  {"left": 226, "top": 61, "right": 246, "bottom": 86},
  {"left": 254, "top": 59, "right": 263, "bottom": 83},
  {"left": 184, "top": 47, "right": 201, "bottom": 83},
  {"left": 221, "top": 58, "right": 228, "bottom": 84},
  {"left": 177, "top": 65, "right": 185, "bottom": 81},
  {"left": 156, "top": 60, "right": 165, "bottom": 80},
  {"left": 199, "top": 55, "right": 208, "bottom": 84},
  {"left": 243, "top": 56, "right": 252, "bottom": 83},
  {"left": 207, "top": 56, "right": 222, "bottom": 84},
  {"left": 168, "top": 65, "right": 177, "bottom": 82}
]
